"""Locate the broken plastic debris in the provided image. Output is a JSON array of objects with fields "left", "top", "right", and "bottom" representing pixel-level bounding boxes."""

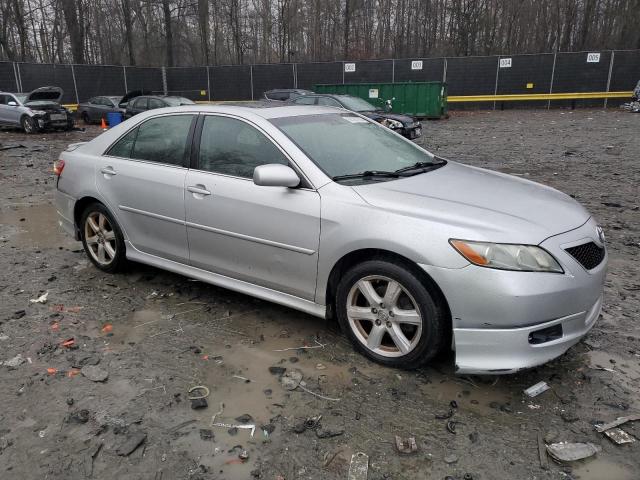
[
  {"left": 211, "top": 422, "right": 255, "bottom": 437},
  {"left": 594, "top": 414, "right": 640, "bottom": 432},
  {"left": 603, "top": 428, "right": 636, "bottom": 445},
  {"left": 524, "top": 381, "right": 550, "bottom": 397},
  {"left": 348, "top": 452, "right": 369, "bottom": 480},
  {"left": 101, "top": 324, "right": 113, "bottom": 334},
  {"left": 30, "top": 291, "right": 49, "bottom": 304},
  {"left": 546, "top": 442, "right": 601, "bottom": 462},
  {"left": 395, "top": 435, "right": 418, "bottom": 454}
]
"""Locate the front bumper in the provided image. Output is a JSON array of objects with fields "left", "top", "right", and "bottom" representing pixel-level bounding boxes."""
[
  {"left": 34, "top": 112, "right": 72, "bottom": 130},
  {"left": 421, "top": 217, "right": 607, "bottom": 374},
  {"left": 400, "top": 123, "right": 422, "bottom": 139}
]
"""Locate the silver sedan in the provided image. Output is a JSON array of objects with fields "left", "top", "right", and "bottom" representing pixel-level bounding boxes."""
[{"left": 54, "top": 105, "right": 607, "bottom": 374}]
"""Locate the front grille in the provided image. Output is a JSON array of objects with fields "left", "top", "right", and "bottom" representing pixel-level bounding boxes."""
[{"left": 565, "top": 242, "right": 605, "bottom": 270}]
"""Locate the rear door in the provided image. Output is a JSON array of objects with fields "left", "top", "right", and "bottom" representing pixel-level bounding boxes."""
[
  {"left": 96, "top": 113, "right": 195, "bottom": 263},
  {"left": 184, "top": 114, "right": 321, "bottom": 300}
]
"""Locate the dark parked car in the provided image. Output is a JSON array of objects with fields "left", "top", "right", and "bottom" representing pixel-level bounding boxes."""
[
  {"left": 77, "top": 90, "right": 151, "bottom": 124},
  {"left": 291, "top": 93, "right": 422, "bottom": 139},
  {"left": 77, "top": 96, "right": 124, "bottom": 124},
  {"left": 264, "top": 89, "right": 314, "bottom": 101},
  {"left": 0, "top": 86, "right": 73, "bottom": 133},
  {"left": 124, "top": 96, "right": 195, "bottom": 118}
]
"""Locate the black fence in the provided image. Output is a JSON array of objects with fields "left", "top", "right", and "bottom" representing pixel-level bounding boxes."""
[{"left": 1, "top": 50, "right": 638, "bottom": 108}]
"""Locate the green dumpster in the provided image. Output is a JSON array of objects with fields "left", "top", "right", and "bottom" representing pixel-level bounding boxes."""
[{"left": 314, "top": 82, "right": 447, "bottom": 119}]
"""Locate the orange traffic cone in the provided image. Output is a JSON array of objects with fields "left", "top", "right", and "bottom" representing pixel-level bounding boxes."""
[{"left": 101, "top": 117, "right": 108, "bottom": 130}]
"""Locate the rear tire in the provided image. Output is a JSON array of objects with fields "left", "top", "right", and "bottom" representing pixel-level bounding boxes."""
[
  {"left": 21, "top": 115, "right": 37, "bottom": 134},
  {"left": 336, "top": 259, "right": 446, "bottom": 369},
  {"left": 80, "top": 203, "right": 127, "bottom": 273},
  {"left": 82, "top": 112, "right": 91, "bottom": 125}
]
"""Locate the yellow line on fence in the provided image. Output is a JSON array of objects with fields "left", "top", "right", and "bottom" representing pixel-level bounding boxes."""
[
  {"left": 62, "top": 91, "right": 633, "bottom": 111},
  {"left": 448, "top": 91, "right": 633, "bottom": 102}
]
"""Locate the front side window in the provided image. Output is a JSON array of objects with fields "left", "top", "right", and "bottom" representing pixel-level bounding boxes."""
[
  {"left": 272, "top": 113, "right": 436, "bottom": 180},
  {"left": 149, "top": 98, "right": 165, "bottom": 109},
  {"left": 133, "top": 98, "right": 148, "bottom": 109},
  {"left": 107, "top": 115, "right": 193, "bottom": 164},
  {"left": 198, "top": 115, "right": 288, "bottom": 178}
]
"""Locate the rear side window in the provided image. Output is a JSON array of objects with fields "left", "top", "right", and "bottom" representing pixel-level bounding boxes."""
[
  {"left": 107, "top": 115, "right": 193, "bottom": 166},
  {"left": 198, "top": 115, "right": 288, "bottom": 178},
  {"left": 317, "top": 97, "right": 341, "bottom": 107},
  {"left": 294, "top": 96, "right": 316, "bottom": 105}
]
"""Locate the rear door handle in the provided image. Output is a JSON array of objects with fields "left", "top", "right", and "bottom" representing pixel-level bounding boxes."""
[
  {"left": 100, "top": 166, "right": 117, "bottom": 176},
  {"left": 187, "top": 185, "right": 211, "bottom": 196}
]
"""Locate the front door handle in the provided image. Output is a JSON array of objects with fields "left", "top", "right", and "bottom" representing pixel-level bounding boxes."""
[
  {"left": 100, "top": 166, "right": 117, "bottom": 177},
  {"left": 187, "top": 185, "right": 211, "bottom": 196}
]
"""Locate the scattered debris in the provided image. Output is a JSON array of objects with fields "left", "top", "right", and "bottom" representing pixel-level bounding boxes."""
[
  {"left": 268, "top": 366, "right": 287, "bottom": 376},
  {"left": 395, "top": 436, "right": 418, "bottom": 454},
  {"left": 537, "top": 431, "right": 549, "bottom": 470},
  {"left": 435, "top": 409, "right": 454, "bottom": 420},
  {"left": 0, "top": 144, "right": 26, "bottom": 151},
  {"left": 273, "top": 339, "right": 326, "bottom": 352},
  {"left": 348, "top": 452, "right": 369, "bottom": 480},
  {"left": 211, "top": 422, "right": 256, "bottom": 437},
  {"left": 280, "top": 369, "right": 341, "bottom": 401},
  {"left": 199, "top": 429, "right": 214, "bottom": 441},
  {"left": 232, "top": 375, "right": 251, "bottom": 383},
  {"left": 603, "top": 428, "right": 636, "bottom": 445},
  {"left": 3, "top": 354, "right": 25, "bottom": 368},
  {"left": 187, "top": 385, "right": 210, "bottom": 400},
  {"left": 235, "top": 414, "right": 253, "bottom": 424},
  {"left": 524, "top": 381, "right": 550, "bottom": 397},
  {"left": 546, "top": 442, "right": 601, "bottom": 462},
  {"left": 446, "top": 420, "right": 463, "bottom": 434},
  {"left": 239, "top": 450, "right": 249, "bottom": 461},
  {"left": 30, "top": 291, "right": 49, "bottom": 304},
  {"left": 594, "top": 414, "right": 640, "bottom": 432},
  {"left": 81, "top": 365, "right": 109, "bottom": 382},
  {"left": 190, "top": 398, "right": 208, "bottom": 409},
  {"left": 315, "top": 426, "right": 344, "bottom": 439},
  {"left": 444, "top": 454, "right": 459, "bottom": 464},
  {"left": 69, "top": 409, "right": 90, "bottom": 424},
  {"left": 115, "top": 432, "right": 147, "bottom": 456}
]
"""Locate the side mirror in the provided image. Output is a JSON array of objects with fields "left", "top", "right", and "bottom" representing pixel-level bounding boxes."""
[
  {"left": 7, "top": 101, "right": 17, "bottom": 106},
  {"left": 253, "top": 164, "right": 300, "bottom": 188}
]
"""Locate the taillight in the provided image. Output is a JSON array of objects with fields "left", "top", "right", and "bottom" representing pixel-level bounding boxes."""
[{"left": 53, "top": 159, "right": 65, "bottom": 176}]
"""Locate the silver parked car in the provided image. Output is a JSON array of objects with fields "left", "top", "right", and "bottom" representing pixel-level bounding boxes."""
[
  {"left": 54, "top": 105, "right": 607, "bottom": 374},
  {"left": 0, "top": 86, "right": 73, "bottom": 133}
]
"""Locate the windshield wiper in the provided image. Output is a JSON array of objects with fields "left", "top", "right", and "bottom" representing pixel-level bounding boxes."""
[
  {"left": 332, "top": 170, "right": 400, "bottom": 181},
  {"left": 394, "top": 158, "right": 447, "bottom": 174}
]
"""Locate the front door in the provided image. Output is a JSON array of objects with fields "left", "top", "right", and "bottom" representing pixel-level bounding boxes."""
[
  {"left": 185, "top": 114, "right": 321, "bottom": 300},
  {"left": 96, "top": 113, "right": 195, "bottom": 263}
]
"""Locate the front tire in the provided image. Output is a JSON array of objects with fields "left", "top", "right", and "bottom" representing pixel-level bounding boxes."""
[
  {"left": 80, "top": 203, "right": 127, "bottom": 273},
  {"left": 21, "top": 115, "right": 37, "bottom": 134},
  {"left": 82, "top": 112, "right": 91, "bottom": 125},
  {"left": 336, "top": 259, "right": 446, "bottom": 369}
]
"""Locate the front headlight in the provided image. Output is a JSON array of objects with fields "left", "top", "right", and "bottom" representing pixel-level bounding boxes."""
[
  {"left": 30, "top": 110, "right": 47, "bottom": 115},
  {"left": 387, "top": 119, "right": 403, "bottom": 129},
  {"left": 450, "top": 239, "right": 563, "bottom": 273}
]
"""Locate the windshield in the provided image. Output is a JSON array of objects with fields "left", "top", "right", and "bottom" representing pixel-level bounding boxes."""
[
  {"left": 338, "top": 96, "right": 379, "bottom": 112},
  {"left": 107, "top": 96, "right": 121, "bottom": 106},
  {"left": 271, "top": 113, "right": 436, "bottom": 180},
  {"left": 165, "top": 97, "right": 195, "bottom": 106},
  {"left": 15, "top": 94, "right": 27, "bottom": 104}
]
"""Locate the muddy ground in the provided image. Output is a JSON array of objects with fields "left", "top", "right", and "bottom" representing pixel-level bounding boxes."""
[{"left": 0, "top": 109, "right": 638, "bottom": 480}]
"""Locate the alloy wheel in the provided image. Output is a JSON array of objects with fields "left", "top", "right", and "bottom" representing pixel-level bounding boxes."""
[
  {"left": 84, "top": 212, "right": 117, "bottom": 266},
  {"left": 346, "top": 275, "right": 423, "bottom": 357}
]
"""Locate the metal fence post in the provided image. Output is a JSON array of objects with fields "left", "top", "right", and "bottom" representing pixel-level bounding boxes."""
[
  {"left": 442, "top": 58, "right": 447, "bottom": 83},
  {"left": 342, "top": 62, "right": 345, "bottom": 84},
  {"left": 493, "top": 57, "right": 500, "bottom": 110},
  {"left": 250, "top": 65, "right": 254, "bottom": 100},
  {"left": 292, "top": 63, "right": 297, "bottom": 88},
  {"left": 392, "top": 59, "right": 395, "bottom": 83},
  {"left": 604, "top": 50, "right": 615, "bottom": 108},
  {"left": 161, "top": 66, "right": 168, "bottom": 95},
  {"left": 548, "top": 52, "right": 557, "bottom": 109},
  {"left": 123, "top": 66, "right": 128, "bottom": 92},
  {"left": 14, "top": 62, "right": 23, "bottom": 92},
  {"left": 70, "top": 64, "right": 80, "bottom": 103},
  {"left": 206, "top": 66, "right": 211, "bottom": 100}
]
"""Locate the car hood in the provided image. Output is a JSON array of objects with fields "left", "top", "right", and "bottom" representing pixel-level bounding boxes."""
[
  {"left": 351, "top": 161, "right": 590, "bottom": 244},
  {"left": 120, "top": 89, "right": 151, "bottom": 104},
  {"left": 25, "top": 86, "right": 63, "bottom": 103},
  {"left": 361, "top": 111, "right": 415, "bottom": 125}
]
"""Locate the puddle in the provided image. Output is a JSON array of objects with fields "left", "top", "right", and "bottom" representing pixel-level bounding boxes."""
[
  {"left": 572, "top": 457, "right": 636, "bottom": 480},
  {"left": 0, "top": 203, "right": 76, "bottom": 249}
]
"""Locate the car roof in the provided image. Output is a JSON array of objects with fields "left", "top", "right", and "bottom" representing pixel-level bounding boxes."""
[{"left": 137, "top": 103, "right": 343, "bottom": 119}]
